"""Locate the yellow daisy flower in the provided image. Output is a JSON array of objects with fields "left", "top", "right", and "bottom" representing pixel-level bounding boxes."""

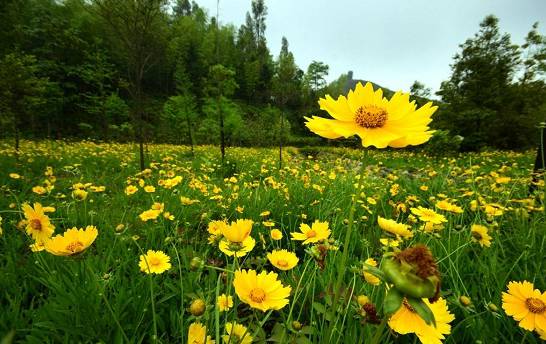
[
  {"left": 144, "top": 185, "right": 156, "bottom": 193},
  {"left": 217, "top": 294, "right": 233, "bottom": 312},
  {"left": 377, "top": 216, "right": 413, "bottom": 239},
  {"left": 22, "top": 203, "right": 55, "bottom": 243},
  {"left": 222, "top": 219, "right": 254, "bottom": 243},
  {"left": 502, "top": 280, "right": 546, "bottom": 333},
  {"left": 187, "top": 322, "right": 215, "bottom": 344},
  {"left": 233, "top": 269, "right": 291, "bottom": 312},
  {"left": 410, "top": 207, "right": 447, "bottom": 224},
  {"left": 267, "top": 249, "right": 299, "bottom": 271},
  {"left": 388, "top": 297, "right": 455, "bottom": 344},
  {"left": 363, "top": 258, "right": 381, "bottom": 285},
  {"left": 44, "top": 226, "right": 98, "bottom": 256},
  {"left": 222, "top": 322, "right": 252, "bottom": 344},
  {"left": 219, "top": 236, "right": 256, "bottom": 257},
  {"left": 139, "top": 209, "right": 161, "bottom": 222},
  {"left": 290, "top": 220, "right": 330, "bottom": 244},
  {"left": 470, "top": 224, "right": 492, "bottom": 248},
  {"left": 125, "top": 185, "right": 138, "bottom": 195},
  {"left": 304, "top": 82, "right": 437, "bottom": 148},
  {"left": 139, "top": 250, "right": 171, "bottom": 274},
  {"left": 435, "top": 200, "right": 463, "bottom": 214},
  {"left": 270, "top": 229, "right": 283, "bottom": 240}
]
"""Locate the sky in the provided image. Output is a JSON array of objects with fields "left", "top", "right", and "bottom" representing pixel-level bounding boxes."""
[{"left": 195, "top": 0, "right": 546, "bottom": 95}]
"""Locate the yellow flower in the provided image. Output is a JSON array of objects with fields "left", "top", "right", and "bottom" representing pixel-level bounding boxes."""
[
  {"left": 139, "top": 250, "right": 171, "bottom": 274},
  {"left": 233, "top": 269, "right": 291, "bottom": 312},
  {"left": 267, "top": 249, "right": 299, "bottom": 270},
  {"left": 219, "top": 237, "right": 255, "bottom": 257},
  {"left": 304, "top": 82, "right": 437, "bottom": 148},
  {"left": 9, "top": 173, "right": 21, "bottom": 179},
  {"left": 208, "top": 220, "right": 227, "bottom": 236},
  {"left": 377, "top": 216, "right": 413, "bottom": 238},
  {"left": 388, "top": 298, "right": 455, "bottom": 344},
  {"left": 291, "top": 220, "right": 330, "bottom": 244},
  {"left": 29, "top": 241, "right": 45, "bottom": 252},
  {"left": 380, "top": 238, "right": 400, "bottom": 248},
  {"left": 139, "top": 209, "right": 161, "bottom": 222},
  {"left": 44, "top": 226, "right": 98, "bottom": 256},
  {"left": 125, "top": 185, "right": 138, "bottom": 195},
  {"left": 270, "top": 229, "right": 283, "bottom": 240},
  {"left": 72, "top": 189, "right": 88, "bottom": 201},
  {"left": 163, "top": 212, "right": 175, "bottom": 220},
  {"left": 260, "top": 210, "right": 271, "bottom": 217},
  {"left": 217, "top": 294, "right": 234, "bottom": 312},
  {"left": 222, "top": 219, "right": 253, "bottom": 243},
  {"left": 222, "top": 322, "right": 252, "bottom": 344},
  {"left": 363, "top": 258, "right": 380, "bottom": 285},
  {"left": 502, "top": 281, "right": 546, "bottom": 333},
  {"left": 22, "top": 203, "right": 55, "bottom": 243},
  {"left": 410, "top": 207, "right": 447, "bottom": 224},
  {"left": 262, "top": 220, "right": 275, "bottom": 227},
  {"left": 470, "top": 224, "right": 492, "bottom": 248},
  {"left": 435, "top": 200, "right": 463, "bottom": 214},
  {"left": 188, "top": 322, "right": 215, "bottom": 344},
  {"left": 181, "top": 196, "right": 200, "bottom": 205},
  {"left": 144, "top": 185, "right": 156, "bottom": 193},
  {"left": 357, "top": 295, "right": 370, "bottom": 306},
  {"left": 32, "top": 186, "right": 47, "bottom": 195}
]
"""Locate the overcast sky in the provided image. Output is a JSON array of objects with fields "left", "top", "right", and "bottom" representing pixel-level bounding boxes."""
[{"left": 195, "top": 0, "right": 546, "bottom": 95}]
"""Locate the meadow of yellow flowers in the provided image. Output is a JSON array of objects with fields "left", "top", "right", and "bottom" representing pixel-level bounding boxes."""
[{"left": 0, "top": 83, "right": 545, "bottom": 343}]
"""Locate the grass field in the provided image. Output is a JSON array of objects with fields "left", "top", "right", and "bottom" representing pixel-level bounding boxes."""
[{"left": 0, "top": 140, "right": 545, "bottom": 343}]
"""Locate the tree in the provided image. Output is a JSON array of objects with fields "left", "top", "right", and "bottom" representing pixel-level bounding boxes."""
[
  {"left": 410, "top": 80, "right": 431, "bottom": 98},
  {"left": 0, "top": 52, "right": 49, "bottom": 153},
  {"left": 162, "top": 95, "right": 197, "bottom": 153},
  {"left": 206, "top": 64, "right": 238, "bottom": 162},
  {"left": 306, "top": 61, "right": 329, "bottom": 93},
  {"left": 92, "top": 0, "right": 168, "bottom": 170}
]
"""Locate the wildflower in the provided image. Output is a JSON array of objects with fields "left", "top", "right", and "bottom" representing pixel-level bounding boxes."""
[
  {"left": 72, "top": 189, "right": 88, "bottom": 201},
  {"left": 125, "top": 185, "right": 138, "bottom": 195},
  {"left": 262, "top": 220, "right": 275, "bottom": 227},
  {"left": 380, "top": 238, "right": 400, "bottom": 248},
  {"left": 267, "top": 249, "right": 299, "bottom": 271},
  {"left": 435, "top": 200, "right": 463, "bottom": 214},
  {"left": 163, "top": 212, "right": 175, "bottom": 221},
  {"left": 190, "top": 299, "right": 206, "bottom": 316},
  {"left": 219, "top": 237, "right": 255, "bottom": 257},
  {"left": 222, "top": 219, "right": 254, "bottom": 243},
  {"left": 470, "top": 224, "right": 492, "bottom": 248},
  {"left": 388, "top": 297, "right": 454, "bottom": 344},
  {"left": 181, "top": 196, "right": 200, "bottom": 205},
  {"left": 363, "top": 258, "right": 381, "bottom": 285},
  {"left": 139, "top": 209, "right": 161, "bottom": 222},
  {"left": 32, "top": 186, "right": 47, "bottom": 195},
  {"left": 144, "top": 185, "right": 156, "bottom": 193},
  {"left": 260, "top": 210, "right": 271, "bottom": 217},
  {"left": 44, "top": 226, "right": 98, "bottom": 256},
  {"left": 233, "top": 269, "right": 291, "bottom": 311},
  {"left": 217, "top": 294, "right": 233, "bottom": 312},
  {"left": 30, "top": 241, "right": 45, "bottom": 252},
  {"left": 291, "top": 220, "right": 330, "bottom": 244},
  {"left": 304, "top": 82, "right": 437, "bottom": 148},
  {"left": 502, "top": 281, "right": 546, "bottom": 333},
  {"left": 188, "top": 322, "right": 215, "bottom": 344},
  {"left": 9, "top": 173, "right": 21, "bottom": 179},
  {"left": 378, "top": 217, "right": 413, "bottom": 239},
  {"left": 222, "top": 322, "right": 252, "bottom": 344},
  {"left": 459, "top": 296, "right": 472, "bottom": 307},
  {"left": 411, "top": 207, "right": 447, "bottom": 224},
  {"left": 139, "top": 250, "right": 171, "bottom": 274},
  {"left": 22, "top": 203, "right": 55, "bottom": 243},
  {"left": 357, "top": 295, "right": 370, "bottom": 306},
  {"left": 270, "top": 229, "right": 283, "bottom": 240}
]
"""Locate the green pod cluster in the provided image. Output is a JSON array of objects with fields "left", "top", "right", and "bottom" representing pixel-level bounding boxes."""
[{"left": 381, "top": 259, "right": 437, "bottom": 299}]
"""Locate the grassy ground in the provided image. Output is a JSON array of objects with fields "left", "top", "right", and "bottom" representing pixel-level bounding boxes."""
[{"left": 0, "top": 140, "right": 544, "bottom": 343}]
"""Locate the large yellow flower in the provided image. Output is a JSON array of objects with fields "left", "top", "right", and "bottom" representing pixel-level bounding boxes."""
[
  {"left": 222, "top": 219, "right": 253, "bottom": 243},
  {"left": 22, "top": 203, "right": 55, "bottom": 243},
  {"left": 188, "top": 322, "right": 215, "bottom": 344},
  {"left": 304, "top": 82, "right": 437, "bottom": 148},
  {"left": 139, "top": 250, "right": 172, "bottom": 274},
  {"left": 411, "top": 207, "right": 447, "bottom": 225},
  {"left": 377, "top": 216, "right": 413, "bottom": 239},
  {"left": 388, "top": 297, "right": 455, "bottom": 344},
  {"left": 219, "top": 236, "right": 255, "bottom": 257},
  {"left": 291, "top": 220, "right": 330, "bottom": 244},
  {"left": 502, "top": 280, "right": 546, "bottom": 333},
  {"left": 233, "top": 269, "right": 291, "bottom": 312},
  {"left": 44, "top": 226, "right": 98, "bottom": 256},
  {"left": 267, "top": 249, "right": 299, "bottom": 271},
  {"left": 222, "top": 322, "right": 252, "bottom": 344},
  {"left": 470, "top": 224, "right": 492, "bottom": 248}
]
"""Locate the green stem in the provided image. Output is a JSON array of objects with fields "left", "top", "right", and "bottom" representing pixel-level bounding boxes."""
[
  {"left": 133, "top": 241, "right": 158, "bottom": 343},
  {"left": 329, "top": 152, "right": 368, "bottom": 339},
  {"left": 171, "top": 243, "right": 185, "bottom": 343},
  {"left": 370, "top": 317, "right": 388, "bottom": 344}
]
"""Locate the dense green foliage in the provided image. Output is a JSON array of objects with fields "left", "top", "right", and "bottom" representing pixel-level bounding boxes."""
[{"left": 0, "top": 2, "right": 545, "bottom": 150}]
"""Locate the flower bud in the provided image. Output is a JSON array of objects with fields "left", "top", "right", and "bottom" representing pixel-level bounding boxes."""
[
  {"left": 190, "top": 299, "right": 206, "bottom": 316},
  {"left": 459, "top": 295, "right": 472, "bottom": 307},
  {"left": 292, "top": 321, "right": 302, "bottom": 331}
]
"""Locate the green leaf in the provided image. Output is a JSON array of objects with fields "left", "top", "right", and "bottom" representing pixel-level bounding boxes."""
[
  {"left": 406, "top": 297, "right": 436, "bottom": 327},
  {"left": 383, "top": 288, "right": 404, "bottom": 315}
]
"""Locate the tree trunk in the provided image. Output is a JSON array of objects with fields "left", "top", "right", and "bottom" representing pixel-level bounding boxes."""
[
  {"left": 279, "top": 109, "right": 284, "bottom": 170},
  {"left": 219, "top": 97, "right": 225, "bottom": 163},
  {"left": 529, "top": 126, "right": 545, "bottom": 195},
  {"left": 186, "top": 114, "right": 194, "bottom": 157}
]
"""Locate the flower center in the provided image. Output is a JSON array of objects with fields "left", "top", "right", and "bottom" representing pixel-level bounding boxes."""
[
  {"left": 354, "top": 105, "right": 388, "bottom": 128},
  {"left": 472, "top": 231, "right": 483, "bottom": 241},
  {"left": 277, "top": 259, "right": 289, "bottom": 267},
  {"left": 65, "top": 241, "right": 84, "bottom": 253},
  {"left": 306, "top": 230, "right": 317, "bottom": 238},
  {"left": 249, "top": 288, "right": 266, "bottom": 303},
  {"left": 526, "top": 297, "right": 546, "bottom": 313},
  {"left": 30, "top": 219, "right": 42, "bottom": 231},
  {"left": 149, "top": 257, "right": 162, "bottom": 267}
]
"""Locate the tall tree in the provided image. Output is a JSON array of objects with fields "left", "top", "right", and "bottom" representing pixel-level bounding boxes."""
[
  {"left": 306, "top": 61, "right": 329, "bottom": 93},
  {"left": 91, "top": 0, "right": 168, "bottom": 170}
]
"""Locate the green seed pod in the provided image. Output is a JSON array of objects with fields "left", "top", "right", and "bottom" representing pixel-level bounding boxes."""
[{"left": 381, "top": 259, "right": 436, "bottom": 299}]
